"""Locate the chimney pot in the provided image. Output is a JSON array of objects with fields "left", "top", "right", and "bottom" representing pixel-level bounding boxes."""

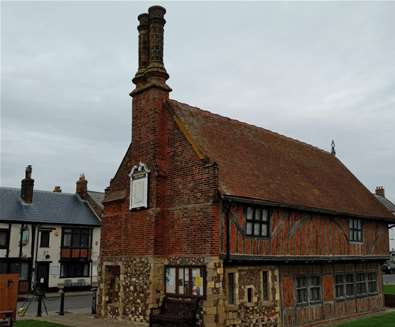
[
  {"left": 76, "top": 174, "right": 88, "bottom": 199},
  {"left": 21, "top": 165, "right": 34, "bottom": 203},
  {"left": 53, "top": 186, "right": 62, "bottom": 193},
  {"left": 135, "top": 13, "right": 150, "bottom": 79},
  {"left": 375, "top": 186, "right": 385, "bottom": 197}
]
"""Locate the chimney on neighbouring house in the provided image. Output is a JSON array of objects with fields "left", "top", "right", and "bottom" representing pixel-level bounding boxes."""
[
  {"left": 375, "top": 186, "right": 385, "bottom": 197},
  {"left": 53, "top": 186, "right": 62, "bottom": 193},
  {"left": 131, "top": 5, "right": 171, "bottom": 95},
  {"left": 21, "top": 165, "right": 34, "bottom": 203},
  {"left": 76, "top": 174, "right": 88, "bottom": 199}
]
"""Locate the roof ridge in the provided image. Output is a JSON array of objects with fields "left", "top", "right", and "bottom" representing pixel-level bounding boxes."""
[
  {"left": 169, "top": 99, "right": 333, "bottom": 157},
  {"left": 0, "top": 186, "right": 76, "bottom": 196}
]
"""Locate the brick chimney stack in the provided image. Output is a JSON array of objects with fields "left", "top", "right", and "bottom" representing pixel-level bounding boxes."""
[
  {"left": 76, "top": 174, "right": 88, "bottom": 199},
  {"left": 131, "top": 5, "right": 171, "bottom": 96},
  {"left": 375, "top": 186, "right": 385, "bottom": 197},
  {"left": 21, "top": 165, "right": 34, "bottom": 203},
  {"left": 126, "top": 5, "right": 172, "bottom": 182},
  {"left": 53, "top": 186, "right": 62, "bottom": 193}
]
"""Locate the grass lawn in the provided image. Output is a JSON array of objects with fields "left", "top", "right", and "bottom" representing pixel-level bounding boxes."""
[
  {"left": 15, "top": 320, "right": 70, "bottom": 327},
  {"left": 384, "top": 284, "right": 395, "bottom": 295},
  {"left": 337, "top": 311, "right": 395, "bottom": 327}
]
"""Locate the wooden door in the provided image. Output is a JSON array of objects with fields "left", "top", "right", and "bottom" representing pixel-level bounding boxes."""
[
  {"left": 0, "top": 274, "right": 19, "bottom": 320},
  {"left": 36, "top": 262, "right": 50, "bottom": 290}
]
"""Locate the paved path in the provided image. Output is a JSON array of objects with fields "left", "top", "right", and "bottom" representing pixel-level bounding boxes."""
[
  {"left": 18, "top": 293, "right": 92, "bottom": 317},
  {"left": 20, "top": 313, "right": 147, "bottom": 327}
]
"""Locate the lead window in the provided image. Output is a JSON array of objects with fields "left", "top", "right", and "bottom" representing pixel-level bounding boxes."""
[
  {"left": 367, "top": 272, "right": 377, "bottom": 294},
  {"left": 262, "top": 271, "right": 269, "bottom": 301},
  {"left": 245, "top": 207, "right": 270, "bottom": 238},
  {"left": 349, "top": 218, "right": 363, "bottom": 242},
  {"left": 296, "top": 275, "right": 321, "bottom": 305},
  {"left": 227, "top": 272, "right": 236, "bottom": 305},
  {"left": 335, "top": 275, "right": 345, "bottom": 298},
  {"left": 355, "top": 272, "right": 367, "bottom": 296}
]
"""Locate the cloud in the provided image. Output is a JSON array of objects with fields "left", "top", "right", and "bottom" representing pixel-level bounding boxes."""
[{"left": 1, "top": 1, "right": 394, "bottom": 202}]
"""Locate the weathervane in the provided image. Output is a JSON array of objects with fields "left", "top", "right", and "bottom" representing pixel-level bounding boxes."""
[{"left": 331, "top": 140, "right": 336, "bottom": 156}]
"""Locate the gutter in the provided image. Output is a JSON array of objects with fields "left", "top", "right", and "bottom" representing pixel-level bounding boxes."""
[
  {"left": 222, "top": 194, "right": 395, "bottom": 223},
  {"left": 222, "top": 255, "right": 390, "bottom": 265}
]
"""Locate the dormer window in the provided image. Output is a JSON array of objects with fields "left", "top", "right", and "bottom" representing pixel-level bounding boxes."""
[
  {"left": 129, "top": 162, "right": 150, "bottom": 210},
  {"left": 244, "top": 206, "right": 270, "bottom": 238}
]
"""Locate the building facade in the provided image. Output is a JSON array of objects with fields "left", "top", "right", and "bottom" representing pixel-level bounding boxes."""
[
  {"left": 0, "top": 166, "right": 102, "bottom": 293},
  {"left": 374, "top": 186, "right": 395, "bottom": 251},
  {"left": 98, "top": 6, "right": 395, "bottom": 327}
]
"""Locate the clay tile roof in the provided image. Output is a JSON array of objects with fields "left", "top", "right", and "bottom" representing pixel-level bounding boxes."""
[{"left": 168, "top": 99, "right": 394, "bottom": 222}]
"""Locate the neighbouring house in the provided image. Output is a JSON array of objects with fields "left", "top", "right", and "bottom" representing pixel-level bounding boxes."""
[
  {"left": 98, "top": 6, "right": 395, "bottom": 327},
  {"left": 0, "top": 166, "right": 102, "bottom": 293},
  {"left": 374, "top": 186, "right": 395, "bottom": 272}
]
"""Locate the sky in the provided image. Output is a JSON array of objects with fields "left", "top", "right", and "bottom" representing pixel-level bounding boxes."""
[{"left": 1, "top": 1, "right": 395, "bottom": 202}]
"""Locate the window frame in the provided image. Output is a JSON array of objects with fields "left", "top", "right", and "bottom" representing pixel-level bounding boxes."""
[
  {"left": 335, "top": 271, "right": 376, "bottom": 300},
  {"left": 164, "top": 265, "right": 206, "bottom": 299},
  {"left": 60, "top": 261, "right": 90, "bottom": 278},
  {"left": 244, "top": 206, "right": 271, "bottom": 238},
  {"left": 227, "top": 272, "right": 236, "bottom": 305},
  {"left": 0, "top": 229, "right": 9, "bottom": 249},
  {"left": 355, "top": 272, "right": 367, "bottom": 297},
  {"left": 349, "top": 218, "right": 363, "bottom": 243},
  {"left": 21, "top": 225, "right": 29, "bottom": 246},
  {"left": 367, "top": 271, "right": 378, "bottom": 295},
  {"left": 335, "top": 274, "right": 346, "bottom": 299},
  {"left": 61, "top": 228, "right": 91, "bottom": 249},
  {"left": 295, "top": 275, "right": 322, "bottom": 306},
  {"left": 262, "top": 270, "right": 269, "bottom": 302},
  {"left": 40, "top": 230, "right": 50, "bottom": 248}
]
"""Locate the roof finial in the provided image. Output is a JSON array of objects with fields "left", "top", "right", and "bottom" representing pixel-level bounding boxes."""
[{"left": 331, "top": 140, "right": 336, "bottom": 156}]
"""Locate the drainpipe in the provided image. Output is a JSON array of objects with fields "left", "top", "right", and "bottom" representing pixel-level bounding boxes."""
[
  {"left": 6, "top": 223, "right": 11, "bottom": 259},
  {"left": 32, "top": 224, "right": 40, "bottom": 289},
  {"left": 30, "top": 224, "right": 36, "bottom": 291}
]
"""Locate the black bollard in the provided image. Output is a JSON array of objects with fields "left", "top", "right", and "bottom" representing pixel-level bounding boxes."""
[
  {"left": 91, "top": 287, "right": 97, "bottom": 315},
  {"left": 59, "top": 289, "right": 65, "bottom": 316},
  {"left": 37, "top": 293, "right": 43, "bottom": 317}
]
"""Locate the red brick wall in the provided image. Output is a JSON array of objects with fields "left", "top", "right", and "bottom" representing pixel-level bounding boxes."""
[{"left": 100, "top": 87, "right": 220, "bottom": 258}]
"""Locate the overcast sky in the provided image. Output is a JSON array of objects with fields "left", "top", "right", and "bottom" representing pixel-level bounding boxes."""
[{"left": 1, "top": 1, "right": 394, "bottom": 202}]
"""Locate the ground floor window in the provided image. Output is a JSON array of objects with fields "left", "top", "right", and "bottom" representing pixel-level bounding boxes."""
[
  {"left": 0, "top": 229, "right": 8, "bottom": 249},
  {"left": 335, "top": 271, "right": 377, "bottom": 299},
  {"left": 227, "top": 272, "right": 236, "bottom": 304},
  {"left": 356, "top": 272, "right": 367, "bottom": 295},
  {"left": 262, "top": 271, "right": 269, "bottom": 301},
  {"left": 60, "top": 262, "right": 89, "bottom": 278},
  {"left": 165, "top": 266, "right": 205, "bottom": 298},
  {"left": 0, "top": 261, "right": 7, "bottom": 274},
  {"left": 9, "top": 262, "right": 29, "bottom": 281},
  {"left": 367, "top": 272, "right": 377, "bottom": 294},
  {"left": 296, "top": 275, "right": 321, "bottom": 305},
  {"left": 335, "top": 275, "right": 345, "bottom": 298}
]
